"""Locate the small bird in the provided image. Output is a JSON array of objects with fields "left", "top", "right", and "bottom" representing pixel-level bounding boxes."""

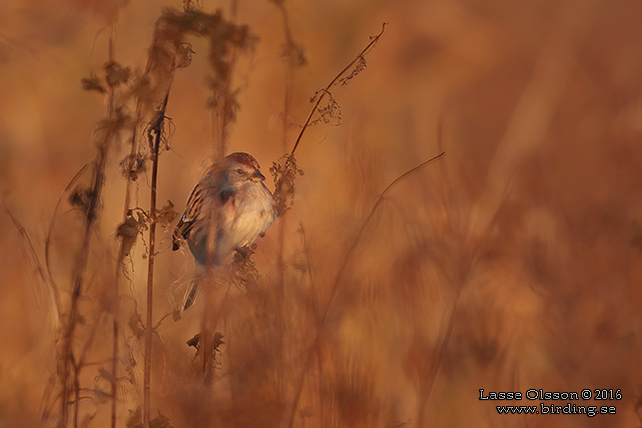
[{"left": 173, "top": 152, "right": 276, "bottom": 310}]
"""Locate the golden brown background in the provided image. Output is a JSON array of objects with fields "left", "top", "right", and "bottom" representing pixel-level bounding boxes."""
[{"left": 1, "top": 0, "right": 642, "bottom": 427}]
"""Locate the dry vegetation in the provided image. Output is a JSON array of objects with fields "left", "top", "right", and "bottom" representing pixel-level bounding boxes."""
[{"left": 1, "top": 0, "right": 642, "bottom": 427}]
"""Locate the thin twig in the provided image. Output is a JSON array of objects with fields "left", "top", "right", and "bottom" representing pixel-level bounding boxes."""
[{"left": 289, "top": 23, "right": 386, "bottom": 157}]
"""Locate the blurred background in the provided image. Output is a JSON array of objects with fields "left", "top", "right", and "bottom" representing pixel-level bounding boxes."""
[{"left": 1, "top": 0, "right": 642, "bottom": 427}]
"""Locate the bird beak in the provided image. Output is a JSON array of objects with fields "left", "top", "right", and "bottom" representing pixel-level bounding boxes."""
[{"left": 251, "top": 170, "right": 265, "bottom": 182}]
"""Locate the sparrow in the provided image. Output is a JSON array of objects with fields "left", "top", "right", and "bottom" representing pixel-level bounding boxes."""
[{"left": 173, "top": 152, "right": 276, "bottom": 310}]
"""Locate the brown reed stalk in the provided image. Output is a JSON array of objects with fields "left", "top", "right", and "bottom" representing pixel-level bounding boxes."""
[
  {"left": 298, "top": 224, "right": 326, "bottom": 425},
  {"left": 143, "top": 73, "right": 175, "bottom": 427},
  {"left": 270, "top": 0, "right": 308, "bottom": 401},
  {"left": 104, "top": 25, "right": 122, "bottom": 428},
  {"left": 110, "top": 17, "right": 158, "bottom": 428},
  {"left": 286, "top": 151, "right": 445, "bottom": 427}
]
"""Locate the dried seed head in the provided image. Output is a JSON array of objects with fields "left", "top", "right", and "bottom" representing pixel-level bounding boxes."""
[
  {"left": 270, "top": 154, "right": 304, "bottom": 217},
  {"left": 119, "top": 153, "right": 147, "bottom": 181}
]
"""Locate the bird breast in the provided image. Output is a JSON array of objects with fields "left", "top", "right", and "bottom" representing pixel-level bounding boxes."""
[{"left": 224, "top": 181, "right": 276, "bottom": 249}]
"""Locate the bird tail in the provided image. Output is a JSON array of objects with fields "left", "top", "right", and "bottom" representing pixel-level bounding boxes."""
[
  {"left": 172, "top": 224, "right": 183, "bottom": 251},
  {"left": 174, "top": 279, "right": 199, "bottom": 320},
  {"left": 183, "top": 280, "right": 199, "bottom": 312}
]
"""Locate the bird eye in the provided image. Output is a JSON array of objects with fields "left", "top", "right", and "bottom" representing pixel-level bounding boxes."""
[{"left": 236, "top": 168, "right": 244, "bottom": 175}]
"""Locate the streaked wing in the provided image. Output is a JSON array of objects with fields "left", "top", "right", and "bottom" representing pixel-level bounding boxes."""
[{"left": 172, "top": 181, "right": 206, "bottom": 250}]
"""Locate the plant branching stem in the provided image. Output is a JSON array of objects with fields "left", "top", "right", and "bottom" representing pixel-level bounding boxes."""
[
  {"left": 60, "top": 139, "right": 110, "bottom": 428},
  {"left": 60, "top": 56, "right": 119, "bottom": 421},
  {"left": 289, "top": 23, "right": 386, "bottom": 157}
]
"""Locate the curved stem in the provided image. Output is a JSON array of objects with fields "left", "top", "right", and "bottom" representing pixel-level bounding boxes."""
[{"left": 286, "top": 151, "right": 445, "bottom": 427}]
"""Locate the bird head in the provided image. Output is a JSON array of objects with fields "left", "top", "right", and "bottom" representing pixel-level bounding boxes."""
[{"left": 222, "top": 152, "right": 266, "bottom": 187}]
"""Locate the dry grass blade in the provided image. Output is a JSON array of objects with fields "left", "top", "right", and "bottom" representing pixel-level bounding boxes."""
[
  {"left": 286, "top": 151, "right": 445, "bottom": 427},
  {"left": 44, "top": 163, "right": 90, "bottom": 309},
  {"left": 3, "top": 198, "right": 62, "bottom": 325}
]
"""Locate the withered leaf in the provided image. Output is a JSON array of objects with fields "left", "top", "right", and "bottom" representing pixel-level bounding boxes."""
[
  {"left": 104, "top": 61, "right": 131, "bottom": 87},
  {"left": 81, "top": 76, "right": 106, "bottom": 93},
  {"left": 156, "top": 200, "right": 177, "bottom": 226}
]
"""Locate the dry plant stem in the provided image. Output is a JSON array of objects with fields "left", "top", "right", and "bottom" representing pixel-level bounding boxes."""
[
  {"left": 416, "top": 288, "right": 461, "bottom": 427},
  {"left": 282, "top": 25, "right": 387, "bottom": 425},
  {"left": 45, "top": 163, "right": 89, "bottom": 314},
  {"left": 110, "top": 48, "right": 153, "bottom": 428},
  {"left": 72, "top": 354, "right": 80, "bottom": 428},
  {"left": 111, "top": 77, "right": 141, "bottom": 428},
  {"left": 286, "top": 151, "right": 445, "bottom": 427},
  {"left": 299, "top": 226, "right": 325, "bottom": 425},
  {"left": 60, "top": 51, "right": 119, "bottom": 425},
  {"left": 212, "top": 47, "right": 237, "bottom": 159},
  {"left": 275, "top": 0, "right": 298, "bottom": 400},
  {"left": 60, "top": 141, "right": 109, "bottom": 428},
  {"left": 143, "top": 71, "right": 175, "bottom": 428},
  {"left": 104, "top": 26, "right": 121, "bottom": 428},
  {"left": 200, "top": 275, "right": 232, "bottom": 383},
  {"left": 111, "top": 302, "right": 119, "bottom": 428},
  {"left": 200, "top": 201, "right": 227, "bottom": 381},
  {"left": 289, "top": 23, "right": 386, "bottom": 157},
  {"left": 200, "top": 198, "right": 220, "bottom": 381},
  {"left": 212, "top": 0, "right": 240, "bottom": 159},
  {"left": 72, "top": 312, "right": 106, "bottom": 427}
]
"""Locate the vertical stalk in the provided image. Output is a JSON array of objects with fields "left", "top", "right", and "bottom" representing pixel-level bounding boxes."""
[
  {"left": 212, "top": 0, "right": 239, "bottom": 159},
  {"left": 274, "top": 0, "right": 297, "bottom": 402},
  {"left": 142, "top": 136, "right": 158, "bottom": 428},
  {"left": 106, "top": 25, "right": 120, "bottom": 428},
  {"left": 60, "top": 143, "right": 109, "bottom": 427},
  {"left": 60, "top": 64, "right": 117, "bottom": 425},
  {"left": 143, "top": 76, "right": 173, "bottom": 428},
  {"left": 142, "top": 114, "right": 160, "bottom": 428}
]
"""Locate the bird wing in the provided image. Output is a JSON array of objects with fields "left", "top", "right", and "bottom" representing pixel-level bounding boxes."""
[
  {"left": 172, "top": 181, "right": 206, "bottom": 250},
  {"left": 172, "top": 179, "right": 236, "bottom": 252}
]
